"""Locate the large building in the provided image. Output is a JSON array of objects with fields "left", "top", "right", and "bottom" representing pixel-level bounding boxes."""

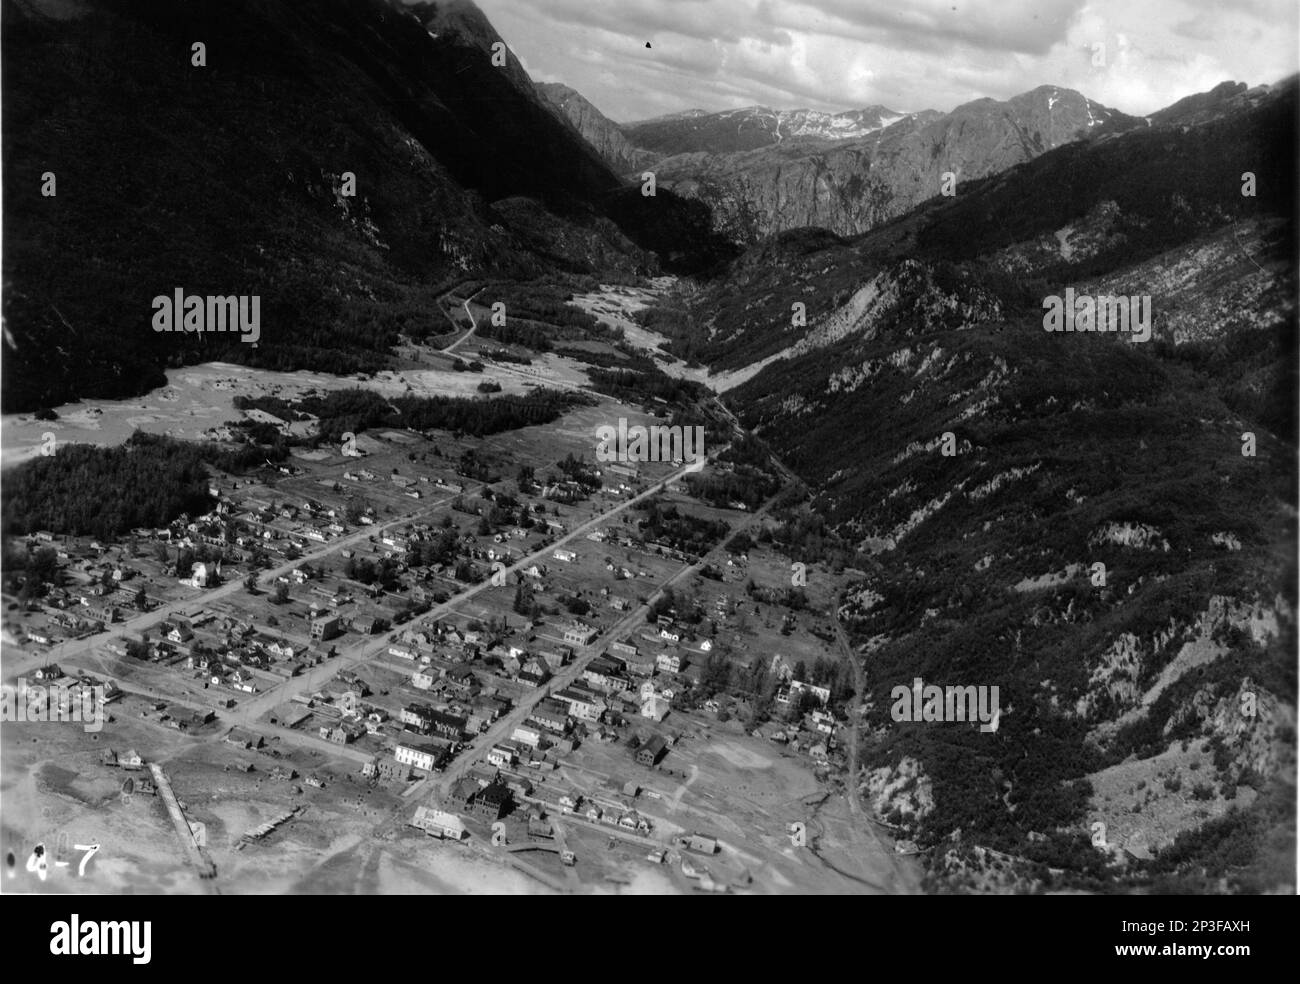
[
  {"left": 311, "top": 615, "right": 342, "bottom": 641},
  {"left": 411, "top": 806, "right": 467, "bottom": 840},
  {"left": 636, "top": 734, "right": 667, "bottom": 767},
  {"left": 395, "top": 742, "right": 446, "bottom": 773}
]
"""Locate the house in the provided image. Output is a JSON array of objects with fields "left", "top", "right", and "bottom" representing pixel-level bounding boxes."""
[
  {"left": 553, "top": 687, "right": 606, "bottom": 723},
  {"left": 88, "top": 604, "right": 119, "bottom": 624},
  {"left": 558, "top": 792, "right": 582, "bottom": 814},
  {"left": 350, "top": 614, "right": 378, "bottom": 636},
  {"left": 582, "top": 656, "right": 629, "bottom": 693},
  {"left": 486, "top": 744, "right": 516, "bottom": 769},
  {"left": 635, "top": 734, "right": 667, "bottom": 767},
  {"left": 528, "top": 699, "right": 570, "bottom": 734},
  {"left": 226, "top": 727, "right": 264, "bottom": 749},
  {"left": 428, "top": 710, "right": 467, "bottom": 740},
  {"left": 474, "top": 695, "right": 512, "bottom": 723},
  {"left": 319, "top": 724, "right": 359, "bottom": 744},
  {"left": 618, "top": 812, "right": 651, "bottom": 833},
  {"left": 400, "top": 703, "right": 436, "bottom": 732},
  {"left": 411, "top": 806, "right": 467, "bottom": 841},
  {"left": 181, "top": 562, "right": 212, "bottom": 589},
  {"left": 552, "top": 549, "right": 576, "bottom": 563},
  {"left": 517, "top": 656, "right": 551, "bottom": 688},
  {"left": 411, "top": 667, "right": 438, "bottom": 690},
  {"left": 265, "top": 639, "right": 298, "bottom": 659},
  {"left": 165, "top": 620, "right": 194, "bottom": 643},
  {"left": 120, "top": 749, "right": 145, "bottom": 770},
  {"left": 187, "top": 707, "right": 214, "bottom": 726},
  {"left": 790, "top": 679, "right": 832, "bottom": 707},
  {"left": 510, "top": 725, "right": 542, "bottom": 749},
  {"left": 563, "top": 622, "right": 598, "bottom": 647},
  {"left": 32, "top": 664, "right": 62, "bottom": 682},
  {"left": 680, "top": 832, "right": 718, "bottom": 855},
  {"left": 537, "top": 649, "right": 567, "bottom": 672},
  {"left": 444, "top": 665, "right": 479, "bottom": 697},
  {"left": 656, "top": 652, "right": 687, "bottom": 675},
  {"left": 337, "top": 671, "right": 370, "bottom": 697}
]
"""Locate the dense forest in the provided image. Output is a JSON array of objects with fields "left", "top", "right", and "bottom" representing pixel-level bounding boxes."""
[
  {"left": 1, "top": 432, "right": 283, "bottom": 538},
  {"left": 234, "top": 387, "right": 590, "bottom": 445}
]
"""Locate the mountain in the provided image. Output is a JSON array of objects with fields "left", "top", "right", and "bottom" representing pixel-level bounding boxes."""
[
  {"left": 640, "top": 78, "right": 1298, "bottom": 890},
  {"left": 0, "top": 0, "right": 735, "bottom": 414},
  {"left": 1148, "top": 76, "right": 1295, "bottom": 126},
  {"left": 621, "top": 103, "right": 912, "bottom": 155},
  {"left": 537, "top": 82, "right": 653, "bottom": 173},
  {"left": 642, "top": 86, "right": 1142, "bottom": 243}
]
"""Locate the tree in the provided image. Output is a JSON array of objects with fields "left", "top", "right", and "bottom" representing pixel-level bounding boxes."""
[
  {"left": 513, "top": 581, "right": 531, "bottom": 616},
  {"left": 244, "top": 573, "right": 258, "bottom": 593},
  {"left": 273, "top": 582, "right": 289, "bottom": 604},
  {"left": 134, "top": 587, "right": 148, "bottom": 610},
  {"left": 29, "top": 546, "right": 60, "bottom": 587}
]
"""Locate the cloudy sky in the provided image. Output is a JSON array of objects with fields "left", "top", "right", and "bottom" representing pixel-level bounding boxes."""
[{"left": 475, "top": 0, "right": 1299, "bottom": 121}]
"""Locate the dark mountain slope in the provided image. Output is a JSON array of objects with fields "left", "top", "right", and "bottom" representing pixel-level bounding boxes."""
[
  {"left": 642, "top": 79, "right": 1298, "bottom": 890},
  {"left": 657, "top": 80, "right": 1296, "bottom": 374},
  {"left": 537, "top": 81, "right": 653, "bottom": 174},
  {"left": 0, "top": 0, "right": 733, "bottom": 413}
]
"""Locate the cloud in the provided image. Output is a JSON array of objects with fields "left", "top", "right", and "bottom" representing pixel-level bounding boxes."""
[{"left": 477, "top": 0, "right": 1299, "bottom": 120}]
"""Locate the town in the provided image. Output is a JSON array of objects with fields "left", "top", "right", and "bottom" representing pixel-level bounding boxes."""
[{"left": 2, "top": 373, "right": 905, "bottom": 894}]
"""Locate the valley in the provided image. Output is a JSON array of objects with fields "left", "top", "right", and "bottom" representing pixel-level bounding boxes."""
[{"left": 0, "top": 0, "right": 1294, "bottom": 902}]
